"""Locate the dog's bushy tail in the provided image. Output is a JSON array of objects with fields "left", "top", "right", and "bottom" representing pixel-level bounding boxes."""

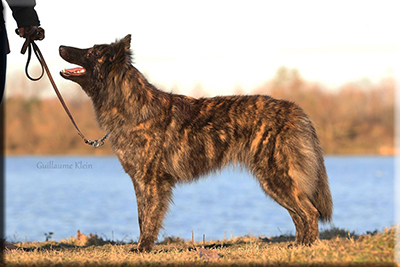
[
  {"left": 306, "top": 127, "right": 333, "bottom": 223},
  {"left": 290, "top": 110, "right": 333, "bottom": 223},
  {"left": 312, "top": 164, "right": 333, "bottom": 222}
]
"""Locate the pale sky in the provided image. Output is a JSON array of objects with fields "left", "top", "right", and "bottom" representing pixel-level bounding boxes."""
[{"left": 3, "top": 0, "right": 399, "bottom": 98}]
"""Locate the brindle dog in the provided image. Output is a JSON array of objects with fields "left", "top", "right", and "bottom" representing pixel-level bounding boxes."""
[{"left": 59, "top": 35, "right": 332, "bottom": 252}]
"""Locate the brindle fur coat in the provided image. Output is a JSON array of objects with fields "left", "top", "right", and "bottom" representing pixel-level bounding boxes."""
[{"left": 59, "top": 35, "right": 333, "bottom": 252}]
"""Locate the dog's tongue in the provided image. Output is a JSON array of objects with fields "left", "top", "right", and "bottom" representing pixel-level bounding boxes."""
[
  {"left": 64, "top": 67, "right": 85, "bottom": 74},
  {"left": 62, "top": 67, "right": 86, "bottom": 75},
  {"left": 67, "top": 67, "right": 84, "bottom": 72}
]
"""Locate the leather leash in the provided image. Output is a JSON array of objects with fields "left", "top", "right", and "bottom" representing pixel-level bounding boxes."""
[{"left": 17, "top": 27, "right": 109, "bottom": 148}]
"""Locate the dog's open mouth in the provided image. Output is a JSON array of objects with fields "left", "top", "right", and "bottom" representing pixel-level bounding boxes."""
[{"left": 61, "top": 67, "right": 86, "bottom": 77}]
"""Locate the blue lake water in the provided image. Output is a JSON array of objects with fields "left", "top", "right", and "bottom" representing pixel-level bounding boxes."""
[{"left": 5, "top": 156, "right": 395, "bottom": 243}]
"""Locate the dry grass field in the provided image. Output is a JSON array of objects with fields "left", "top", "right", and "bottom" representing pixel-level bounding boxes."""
[{"left": 4, "top": 227, "right": 396, "bottom": 266}]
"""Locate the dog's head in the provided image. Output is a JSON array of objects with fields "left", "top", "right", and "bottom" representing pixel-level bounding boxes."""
[{"left": 59, "top": 35, "right": 132, "bottom": 97}]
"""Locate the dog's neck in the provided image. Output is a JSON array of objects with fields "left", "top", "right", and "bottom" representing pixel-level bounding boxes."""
[{"left": 91, "top": 65, "right": 170, "bottom": 133}]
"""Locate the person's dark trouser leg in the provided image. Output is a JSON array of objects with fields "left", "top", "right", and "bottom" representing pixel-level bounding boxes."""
[
  {"left": 1, "top": 23, "right": 6, "bottom": 101},
  {"left": 0, "top": 23, "right": 7, "bottom": 261}
]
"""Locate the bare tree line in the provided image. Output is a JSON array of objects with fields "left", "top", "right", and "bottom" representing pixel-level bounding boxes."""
[{"left": 4, "top": 67, "right": 394, "bottom": 155}]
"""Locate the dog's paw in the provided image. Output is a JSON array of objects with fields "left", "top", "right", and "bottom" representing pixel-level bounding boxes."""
[
  {"left": 129, "top": 246, "right": 153, "bottom": 253},
  {"left": 128, "top": 247, "right": 141, "bottom": 253}
]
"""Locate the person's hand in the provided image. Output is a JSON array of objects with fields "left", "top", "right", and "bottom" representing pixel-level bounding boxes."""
[
  {"left": 17, "top": 26, "right": 36, "bottom": 37},
  {"left": 17, "top": 26, "right": 45, "bottom": 40},
  {"left": 17, "top": 26, "right": 45, "bottom": 54}
]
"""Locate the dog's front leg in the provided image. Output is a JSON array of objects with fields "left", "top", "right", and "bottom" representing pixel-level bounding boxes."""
[
  {"left": 130, "top": 176, "right": 173, "bottom": 253},
  {"left": 132, "top": 179, "right": 144, "bottom": 237}
]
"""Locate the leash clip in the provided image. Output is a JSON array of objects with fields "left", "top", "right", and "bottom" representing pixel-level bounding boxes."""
[
  {"left": 84, "top": 133, "right": 109, "bottom": 148},
  {"left": 94, "top": 139, "right": 105, "bottom": 148}
]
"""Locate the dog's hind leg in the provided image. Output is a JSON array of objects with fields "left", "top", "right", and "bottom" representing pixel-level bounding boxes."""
[
  {"left": 283, "top": 185, "right": 319, "bottom": 246},
  {"left": 253, "top": 166, "right": 319, "bottom": 246},
  {"left": 295, "top": 192, "right": 319, "bottom": 245}
]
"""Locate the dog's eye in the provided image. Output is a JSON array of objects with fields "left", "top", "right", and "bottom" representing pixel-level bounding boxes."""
[
  {"left": 87, "top": 49, "right": 100, "bottom": 59},
  {"left": 87, "top": 51, "right": 93, "bottom": 58}
]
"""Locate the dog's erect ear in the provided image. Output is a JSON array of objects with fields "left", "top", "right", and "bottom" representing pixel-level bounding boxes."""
[
  {"left": 111, "top": 34, "right": 132, "bottom": 65},
  {"left": 121, "top": 34, "right": 131, "bottom": 51}
]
